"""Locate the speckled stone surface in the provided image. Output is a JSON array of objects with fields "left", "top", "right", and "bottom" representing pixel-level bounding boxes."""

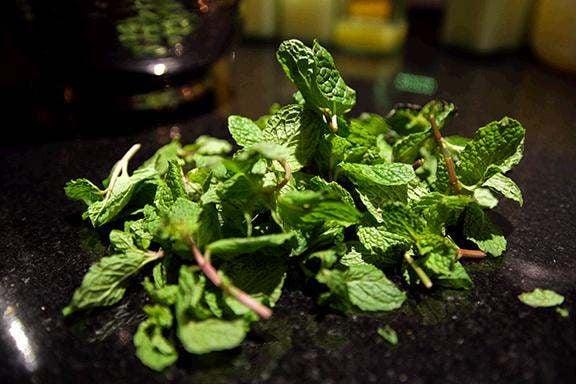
[{"left": 1, "top": 38, "right": 576, "bottom": 384}]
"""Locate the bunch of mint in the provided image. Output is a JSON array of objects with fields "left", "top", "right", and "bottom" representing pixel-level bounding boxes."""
[{"left": 63, "top": 40, "right": 525, "bottom": 371}]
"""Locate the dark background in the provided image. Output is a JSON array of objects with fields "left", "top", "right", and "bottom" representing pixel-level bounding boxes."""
[{"left": 1, "top": 4, "right": 576, "bottom": 384}]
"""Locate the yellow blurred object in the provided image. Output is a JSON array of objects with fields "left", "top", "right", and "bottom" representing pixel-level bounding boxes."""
[
  {"left": 334, "top": 17, "right": 407, "bottom": 55},
  {"left": 240, "top": 0, "right": 277, "bottom": 39},
  {"left": 532, "top": 0, "right": 576, "bottom": 73},
  {"left": 348, "top": 0, "right": 392, "bottom": 19},
  {"left": 278, "top": 0, "right": 339, "bottom": 43}
]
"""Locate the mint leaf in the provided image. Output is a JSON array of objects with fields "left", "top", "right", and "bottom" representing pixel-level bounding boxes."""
[
  {"left": 221, "top": 254, "right": 287, "bottom": 307},
  {"left": 473, "top": 188, "right": 499, "bottom": 209},
  {"left": 457, "top": 117, "right": 525, "bottom": 185},
  {"left": 87, "top": 167, "right": 157, "bottom": 227},
  {"left": 164, "top": 161, "right": 187, "bottom": 201},
  {"left": 379, "top": 202, "right": 426, "bottom": 240},
  {"left": 277, "top": 190, "right": 361, "bottom": 228},
  {"left": 463, "top": 204, "right": 506, "bottom": 257},
  {"left": 178, "top": 318, "right": 248, "bottom": 354},
  {"left": 518, "top": 288, "right": 565, "bottom": 308},
  {"left": 318, "top": 264, "right": 406, "bottom": 312},
  {"left": 261, "top": 104, "right": 323, "bottom": 170},
  {"left": 109, "top": 229, "right": 136, "bottom": 252},
  {"left": 416, "top": 235, "right": 472, "bottom": 289},
  {"left": 63, "top": 250, "right": 163, "bottom": 316},
  {"left": 228, "top": 115, "right": 263, "bottom": 147},
  {"left": 340, "top": 163, "right": 416, "bottom": 207},
  {"left": 357, "top": 226, "right": 410, "bottom": 267},
  {"left": 134, "top": 305, "right": 178, "bottom": 371},
  {"left": 138, "top": 141, "right": 182, "bottom": 175},
  {"left": 420, "top": 100, "right": 455, "bottom": 129},
  {"left": 277, "top": 39, "right": 356, "bottom": 116},
  {"left": 348, "top": 113, "right": 390, "bottom": 146},
  {"left": 64, "top": 179, "right": 103, "bottom": 205},
  {"left": 393, "top": 131, "right": 432, "bottom": 164},
  {"left": 377, "top": 325, "right": 398, "bottom": 346},
  {"left": 483, "top": 173, "right": 523, "bottom": 206},
  {"left": 207, "top": 233, "right": 295, "bottom": 260}
]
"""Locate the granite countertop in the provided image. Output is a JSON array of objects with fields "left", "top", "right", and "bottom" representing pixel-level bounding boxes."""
[{"left": 1, "top": 38, "right": 576, "bottom": 383}]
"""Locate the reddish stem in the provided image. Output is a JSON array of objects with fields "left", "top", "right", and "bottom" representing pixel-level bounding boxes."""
[
  {"left": 187, "top": 237, "right": 272, "bottom": 319},
  {"left": 429, "top": 117, "right": 461, "bottom": 194},
  {"left": 458, "top": 248, "right": 487, "bottom": 259}
]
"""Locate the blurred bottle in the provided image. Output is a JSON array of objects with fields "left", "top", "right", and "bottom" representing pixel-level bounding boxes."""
[
  {"left": 240, "top": 0, "right": 277, "bottom": 39},
  {"left": 333, "top": 0, "right": 408, "bottom": 55},
  {"left": 278, "top": 0, "right": 340, "bottom": 43},
  {"left": 531, "top": 0, "right": 576, "bottom": 73},
  {"left": 442, "top": 0, "right": 534, "bottom": 53}
]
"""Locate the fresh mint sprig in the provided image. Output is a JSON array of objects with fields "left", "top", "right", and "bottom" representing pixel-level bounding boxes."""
[{"left": 63, "top": 39, "right": 527, "bottom": 371}]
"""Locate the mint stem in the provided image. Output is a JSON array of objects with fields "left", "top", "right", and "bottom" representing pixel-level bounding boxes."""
[
  {"left": 458, "top": 248, "right": 487, "bottom": 259},
  {"left": 404, "top": 252, "right": 433, "bottom": 289},
  {"left": 412, "top": 159, "right": 423, "bottom": 170},
  {"left": 428, "top": 117, "right": 461, "bottom": 194},
  {"left": 277, "top": 159, "right": 292, "bottom": 189},
  {"left": 187, "top": 237, "right": 272, "bottom": 319}
]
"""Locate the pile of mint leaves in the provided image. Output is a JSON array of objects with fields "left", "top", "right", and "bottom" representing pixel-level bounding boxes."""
[{"left": 63, "top": 39, "right": 525, "bottom": 371}]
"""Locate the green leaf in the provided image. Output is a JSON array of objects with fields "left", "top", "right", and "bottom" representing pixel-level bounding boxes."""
[
  {"left": 385, "top": 104, "right": 429, "bottom": 135},
  {"left": 143, "top": 263, "right": 178, "bottom": 305},
  {"left": 556, "top": 307, "right": 569, "bottom": 318},
  {"left": 164, "top": 161, "right": 187, "bottom": 201},
  {"left": 276, "top": 39, "right": 356, "bottom": 116},
  {"left": 244, "top": 142, "right": 291, "bottom": 162},
  {"left": 377, "top": 325, "right": 398, "bottom": 346},
  {"left": 420, "top": 100, "right": 455, "bottom": 129},
  {"left": 109, "top": 229, "right": 136, "bottom": 252},
  {"left": 138, "top": 141, "right": 182, "bottom": 175},
  {"left": 483, "top": 173, "right": 523, "bottom": 206},
  {"left": 175, "top": 266, "right": 211, "bottom": 321},
  {"left": 87, "top": 167, "right": 157, "bottom": 227},
  {"left": 348, "top": 113, "right": 390, "bottom": 146},
  {"left": 261, "top": 104, "right": 323, "bottom": 170},
  {"left": 473, "top": 188, "right": 499, "bottom": 209},
  {"left": 228, "top": 115, "right": 263, "bottom": 147},
  {"left": 207, "top": 233, "right": 295, "bottom": 260},
  {"left": 357, "top": 226, "right": 410, "bottom": 267},
  {"left": 413, "top": 193, "right": 473, "bottom": 233},
  {"left": 221, "top": 253, "right": 287, "bottom": 308},
  {"left": 178, "top": 318, "right": 248, "bottom": 354},
  {"left": 463, "top": 204, "right": 507, "bottom": 257},
  {"left": 518, "top": 288, "right": 565, "bottom": 308},
  {"left": 134, "top": 306, "right": 178, "bottom": 371},
  {"left": 277, "top": 190, "right": 361, "bottom": 228},
  {"left": 318, "top": 264, "right": 406, "bottom": 311},
  {"left": 457, "top": 117, "right": 525, "bottom": 185},
  {"left": 63, "top": 250, "right": 162, "bottom": 316},
  {"left": 340, "top": 163, "right": 416, "bottom": 207},
  {"left": 184, "top": 135, "right": 232, "bottom": 156},
  {"left": 393, "top": 131, "right": 432, "bottom": 164},
  {"left": 416, "top": 235, "right": 472, "bottom": 289},
  {"left": 64, "top": 179, "right": 103, "bottom": 205},
  {"left": 379, "top": 202, "right": 426, "bottom": 240}
]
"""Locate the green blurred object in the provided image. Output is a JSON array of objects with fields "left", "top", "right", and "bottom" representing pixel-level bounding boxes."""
[
  {"left": 393, "top": 72, "right": 437, "bottom": 96},
  {"left": 442, "top": 0, "right": 534, "bottom": 54},
  {"left": 117, "top": 0, "right": 197, "bottom": 58}
]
